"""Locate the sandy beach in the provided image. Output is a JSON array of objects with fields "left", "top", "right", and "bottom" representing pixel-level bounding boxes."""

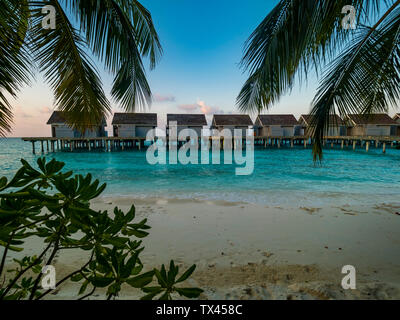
[{"left": 5, "top": 196, "right": 400, "bottom": 300}]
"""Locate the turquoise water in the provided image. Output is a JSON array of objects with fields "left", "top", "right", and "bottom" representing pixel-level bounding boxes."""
[{"left": 1, "top": 138, "right": 399, "bottom": 207}]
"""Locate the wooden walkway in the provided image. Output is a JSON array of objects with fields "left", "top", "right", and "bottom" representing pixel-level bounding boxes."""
[{"left": 22, "top": 135, "right": 400, "bottom": 154}]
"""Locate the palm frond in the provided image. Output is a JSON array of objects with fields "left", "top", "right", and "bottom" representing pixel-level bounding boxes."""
[
  {"left": 0, "top": 0, "right": 31, "bottom": 136},
  {"left": 237, "top": 0, "right": 389, "bottom": 113},
  {"left": 29, "top": 0, "right": 111, "bottom": 133},
  {"left": 310, "top": 4, "right": 400, "bottom": 161},
  {"left": 68, "top": 0, "right": 162, "bottom": 111}
]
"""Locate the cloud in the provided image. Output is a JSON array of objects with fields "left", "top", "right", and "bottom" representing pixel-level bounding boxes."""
[
  {"left": 14, "top": 107, "right": 33, "bottom": 119},
  {"left": 154, "top": 93, "right": 176, "bottom": 103},
  {"left": 197, "top": 100, "right": 223, "bottom": 115},
  {"left": 39, "top": 106, "right": 53, "bottom": 114},
  {"left": 177, "top": 100, "right": 223, "bottom": 115},
  {"left": 177, "top": 104, "right": 198, "bottom": 112}
]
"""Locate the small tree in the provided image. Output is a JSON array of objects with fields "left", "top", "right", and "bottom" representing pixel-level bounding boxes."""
[{"left": 0, "top": 158, "right": 203, "bottom": 300}]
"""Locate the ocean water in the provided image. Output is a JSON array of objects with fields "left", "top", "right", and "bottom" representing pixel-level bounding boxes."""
[{"left": 1, "top": 138, "right": 399, "bottom": 207}]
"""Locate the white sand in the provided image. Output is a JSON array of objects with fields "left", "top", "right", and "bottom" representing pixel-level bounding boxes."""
[{"left": 3, "top": 197, "right": 400, "bottom": 300}]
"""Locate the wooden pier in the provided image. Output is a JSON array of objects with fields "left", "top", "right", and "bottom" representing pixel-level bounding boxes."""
[{"left": 22, "top": 135, "right": 400, "bottom": 154}]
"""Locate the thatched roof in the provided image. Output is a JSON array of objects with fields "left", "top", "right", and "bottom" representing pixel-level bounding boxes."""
[
  {"left": 112, "top": 113, "right": 157, "bottom": 125},
  {"left": 393, "top": 113, "right": 400, "bottom": 121},
  {"left": 300, "top": 114, "right": 344, "bottom": 126},
  {"left": 257, "top": 114, "right": 299, "bottom": 126},
  {"left": 347, "top": 114, "right": 398, "bottom": 125},
  {"left": 47, "top": 111, "right": 106, "bottom": 126},
  {"left": 212, "top": 115, "right": 253, "bottom": 126},
  {"left": 167, "top": 114, "right": 207, "bottom": 126}
]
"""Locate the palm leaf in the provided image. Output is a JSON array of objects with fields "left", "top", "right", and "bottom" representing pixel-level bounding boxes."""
[
  {"left": 29, "top": 0, "right": 111, "bottom": 133},
  {"left": 68, "top": 0, "right": 162, "bottom": 111},
  {"left": 310, "top": 4, "right": 400, "bottom": 160},
  {"left": 0, "top": 0, "right": 31, "bottom": 136}
]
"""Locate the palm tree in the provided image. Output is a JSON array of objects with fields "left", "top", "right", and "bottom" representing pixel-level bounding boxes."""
[
  {"left": 238, "top": 0, "right": 400, "bottom": 160},
  {"left": 0, "top": 0, "right": 162, "bottom": 136}
]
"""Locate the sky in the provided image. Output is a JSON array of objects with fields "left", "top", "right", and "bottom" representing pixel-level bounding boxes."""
[{"left": 7, "top": 0, "right": 398, "bottom": 137}]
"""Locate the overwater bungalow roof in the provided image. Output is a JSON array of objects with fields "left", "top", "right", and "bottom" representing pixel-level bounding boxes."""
[
  {"left": 257, "top": 114, "right": 299, "bottom": 126},
  {"left": 347, "top": 114, "right": 398, "bottom": 126},
  {"left": 300, "top": 114, "right": 344, "bottom": 126},
  {"left": 112, "top": 113, "right": 157, "bottom": 126},
  {"left": 212, "top": 115, "right": 253, "bottom": 126},
  {"left": 167, "top": 114, "right": 207, "bottom": 126},
  {"left": 47, "top": 111, "right": 107, "bottom": 126}
]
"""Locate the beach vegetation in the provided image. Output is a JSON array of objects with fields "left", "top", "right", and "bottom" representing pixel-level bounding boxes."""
[{"left": 0, "top": 157, "right": 202, "bottom": 300}]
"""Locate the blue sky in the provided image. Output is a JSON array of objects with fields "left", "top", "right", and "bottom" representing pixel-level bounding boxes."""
[{"left": 13, "top": 0, "right": 394, "bottom": 137}]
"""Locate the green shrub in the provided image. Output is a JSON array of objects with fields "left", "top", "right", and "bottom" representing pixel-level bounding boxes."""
[{"left": 0, "top": 158, "right": 202, "bottom": 300}]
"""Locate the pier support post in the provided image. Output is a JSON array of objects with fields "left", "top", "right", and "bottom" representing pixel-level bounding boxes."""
[
  {"left": 383, "top": 143, "right": 386, "bottom": 154},
  {"left": 304, "top": 139, "right": 307, "bottom": 148},
  {"left": 41, "top": 141, "right": 44, "bottom": 153},
  {"left": 353, "top": 140, "right": 356, "bottom": 150},
  {"left": 341, "top": 140, "right": 344, "bottom": 149},
  {"left": 47, "top": 141, "right": 49, "bottom": 152},
  {"left": 277, "top": 139, "right": 281, "bottom": 149},
  {"left": 32, "top": 141, "right": 36, "bottom": 154},
  {"left": 291, "top": 139, "right": 294, "bottom": 148},
  {"left": 366, "top": 141, "right": 370, "bottom": 152}
]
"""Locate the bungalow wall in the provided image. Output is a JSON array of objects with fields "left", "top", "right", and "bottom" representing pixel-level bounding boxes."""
[
  {"left": 51, "top": 124, "right": 106, "bottom": 138},
  {"left": 304, "top": 126, "right": 344, "bottom": 137},
  {"left": 270, "top": 126, "right": 295, "bottom": 137},
  {"left": 113, "top": 124, "right": 155, "bottom": 138},
  {"left": 348, "top": 125, "right": 391, "bottom": 136},
  {"left": 215, "top": 126, "right": 250, "bottom": 137}
]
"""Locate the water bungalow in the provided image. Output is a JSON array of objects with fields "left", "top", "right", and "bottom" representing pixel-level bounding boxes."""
[
  {"left": 166, "top": 114, "right": 207, "bottom": 136},
  {"left": 299, "top": 114, "right": 346, "bottom": 137},
  {"left": 47, "top": 111, "right": 107, "bottom": 138},
  {"left": 112, "top": 113, "right": 157, "bottom": 138},
  {"left": 24, "top": 113, "right": 400, "bottom": 154},
  {"left": 254, "top": 114, "right": 299, "bottom": 137},
  {"left": 345, "top": 114, "right": 398, "bottom": 136},
  {"left": 211, "top": 114, "right": 253, "bottom": 136}
]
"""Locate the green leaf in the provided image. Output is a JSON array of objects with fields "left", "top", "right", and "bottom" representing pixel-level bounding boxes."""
[
  {"left": 126, "top": 271, "right": 154, "bottom": 288},
  {"left": 140, "top": 289, "right": 163, "bottom": 300},
  {"left": 176, "top": 264, "right": 196, "bottom": 284},
  {"left": 175, "top": 288, "right": 203, "bottom": 299},
  {"left": 89, "top": 277, "right": 114, "bottom": 288},
  {"left": 78, "top": 280, "right": 89, "bottom": 295}
]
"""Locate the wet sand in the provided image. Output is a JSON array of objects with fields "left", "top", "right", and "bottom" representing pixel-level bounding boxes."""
[{"left": 3, "top": 197, "right": 400, "bottom": 300}]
